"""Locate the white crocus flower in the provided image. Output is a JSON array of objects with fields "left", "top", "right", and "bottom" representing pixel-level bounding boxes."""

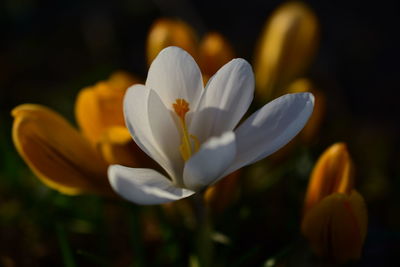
[{"left": 108, "top": 46, "right": 314, "bottom": 205}]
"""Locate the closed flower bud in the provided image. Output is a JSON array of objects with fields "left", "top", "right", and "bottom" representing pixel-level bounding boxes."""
[
  {"left": 302, "top": 143, "right": 368, "bottom": 263},
  {"left": 146, "top": 18, "right": 198, "bottom": 66},
  {"left": 12, "top": 104, "right": 110, "bottom": 195},
  {"left": 12, "top": 71, "right": 149, "bottom": 195},
  {"left": 75, "top": 71, "right": 138, "bottom": 144},
  {"left": 254, "top": 2, "right": 319, "bottom": 100},
  {"left": 199, "top": 32, "right": 235, "bottom": 80}
]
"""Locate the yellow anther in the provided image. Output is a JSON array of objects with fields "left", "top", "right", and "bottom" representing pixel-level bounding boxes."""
[
  {"left": 172, "top": 99, "right": 199, "bottom": 161},
  {"left": 173, "top": 98, "right": 190, "bottom": 120}
]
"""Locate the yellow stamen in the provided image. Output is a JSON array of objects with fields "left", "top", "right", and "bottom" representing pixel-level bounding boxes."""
[{"left": 173, "top": 99, "right": 199, "bottom": 161}]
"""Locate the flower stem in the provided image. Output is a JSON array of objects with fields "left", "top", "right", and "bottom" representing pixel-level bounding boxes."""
[{"left": 193, "top": 193, "right": 213, "bottom": 267}]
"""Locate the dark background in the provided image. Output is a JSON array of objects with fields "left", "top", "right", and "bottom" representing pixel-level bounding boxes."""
[
  {"left": 1, "top": 0, "right": 399, "bottom": 127},
  {"left": 1, "top": 0, "right": 399, "bottom": 265}
]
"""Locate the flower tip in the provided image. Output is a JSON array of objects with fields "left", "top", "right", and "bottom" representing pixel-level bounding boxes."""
[
  {"left": 107, "top": 165, "right": 117, "bottom": 183},
  {"left": 329, "top": 142, "right": 348, "bottom": 155},
  {"left": 159, "top": 45, "right": 187, "bottom": 56},
  {"left": 11, "top": 104, "right": 38, "bottom": 118},
  {"left": 303, "top": 91, "right": 315, "bottom": 104}
]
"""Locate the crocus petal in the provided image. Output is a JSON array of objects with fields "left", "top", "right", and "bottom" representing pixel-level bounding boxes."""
[
  {"left": 12, "top": 104, "right": 111, "bottom": 195},
  {"left": 304, "top": 142, "right": 354, "bottom": 213},
  {"left": 223, "top": 93, "right": 314, "bottom": 176},
  {"left": 75, "top": 72, "right": 137, "bottom": 143},
  {"left": 190, "top": 59, "right": 254, "bottom": 142},
  {"left": 146, "top": 46, "right": 204, "bottom": 110},
  {"left": 147, "top": 89, "right": 183, "bottom": 182},
  {"left": 301, "top": 191, "right": 367, "bottom": 263},
  {"left": 124, "top": 85, "right": 178, "bottom": 181},
  {"left": 183, "top": 132, "right": 236, "bottom": 191},
  {"left": 109, "top": 165, "right": 195, "bottom": 205}
]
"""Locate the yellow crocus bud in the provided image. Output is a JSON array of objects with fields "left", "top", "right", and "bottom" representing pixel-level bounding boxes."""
[
  {"left": 199, "top": 32, "right": 235, "bottom": 81},
  {"left": 146, "top": 18, "right": 198, "bottom": 66},
  {"left": 11, "top": 71, "right": 149, "bottom": 196},
  {"left": 286, "top": 78, "right": 326, "bottom": 143},
  {"left": 12, "top": 104, "right": 111, "bottom": 195},
  {"left": 75, "top": 71, "right": 137, "bottom": 144},
  {"left": 254, "top": 1, "right": 319, "bottom": 100},
  {"left": 302, "top": 143, "right": 368, "bottom": 263}
]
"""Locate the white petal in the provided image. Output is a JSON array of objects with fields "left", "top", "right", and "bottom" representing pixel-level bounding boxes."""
[
  {"left": 223, "top": 93, "right": 314, "bottom": 176},
  {"left": 147, "top": 89, "right": 183, "bottom": 183},
  {"left": 109, "top": 165, "right": 195, "bottom": 205},
  {"left": 190, "top": 59, "right": 254, "bottom": 142},
  {"left": 146, "top": 46, "right": 204, "bottom": 110},
  {"left": 183, "top": 132, "right": 236, "bottom": 191},
  {"left": 124, "top": 85, "right": 176, "bottom": 180}
]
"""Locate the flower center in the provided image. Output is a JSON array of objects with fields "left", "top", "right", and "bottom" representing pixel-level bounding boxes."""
[{"left": 172, "top": 98, "right": 199, "bottom": 161}]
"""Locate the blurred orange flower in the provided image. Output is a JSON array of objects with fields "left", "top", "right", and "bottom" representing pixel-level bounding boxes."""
[
  {"left": 254, "top": 1, "right": 319, "bottom": 101},
  {"left": 12, "top": 71, "right": 151, "bottom": 195},
  {"left": 301, "top": 143, "right": 368, "bottom": 263},
  {"left": 146, "top": 18, "right": 235, "bottom": 81}
]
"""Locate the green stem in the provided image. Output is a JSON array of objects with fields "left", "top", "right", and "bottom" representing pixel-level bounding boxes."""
[
  {"left": 56, "top": 223, "right": 76, "bottom": 267},
  {"left": 193, "top": 193, "right": 213, "bottom": 267}
]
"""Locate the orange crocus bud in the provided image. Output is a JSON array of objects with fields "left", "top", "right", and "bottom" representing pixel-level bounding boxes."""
[
  {"left": 12, "top": 104, "right": 111, "bottom": 195},
  {"left": 254, "top": 1, "right": 319, "bottom": 100},
  {"left": 146, "top": 18, "right": 198, "bottom": 66},
  {"left": 286, "top": 78, "right": 326, "bottom": 143},
  {"left": 11, "top": 71, "right": 148, "bottom": 196},
  {"left": 75, "top": 71, "right": 138, "bottom": 144},
  {"left": 302, "top": 143, "right": 368, "bottom": 263},
  {"left": 199, "top": 32, "right": 235, "bottom": 81}
]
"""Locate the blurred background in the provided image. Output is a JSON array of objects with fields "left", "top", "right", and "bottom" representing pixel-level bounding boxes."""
[{"left": 1, "top": 0, "right": 399, "bottom": 266}]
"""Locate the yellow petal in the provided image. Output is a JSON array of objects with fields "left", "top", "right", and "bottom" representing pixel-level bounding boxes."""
[
  {"left": 301, "top": 191, "right": 368, "bottom": 263},
  {"left": 254, "top": 1, "right": 319, "bottom": 100},
  {"left": 12, "top": 104, "right": 111, "bottom": 195},
  {"left": 199, "top": 32, "right": 235, "bottom": 79},
  {"left": 304, "top": 143, "right": 354, "bottom": 213},
  {"left": 75, "top": 72, "right": 137, "bottom": 143},
  {"left": 98, "top": 126, "right": 154, "bottom": 168},
  {"left": 146, "top": 18, "right": 198, "bottom": 66},
  {"left": 286, "top": 78, "right": 326, "bottom": 142},
  {"left": 107, "top": 70, "right": 138, "bottom": 91}
]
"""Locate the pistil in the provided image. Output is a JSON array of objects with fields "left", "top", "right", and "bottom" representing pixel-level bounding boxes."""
[{"left": 173, "top": 99, "right": 199, "bottom": 161}]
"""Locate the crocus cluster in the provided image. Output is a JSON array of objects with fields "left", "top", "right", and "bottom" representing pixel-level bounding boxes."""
[
  {"left": 12, "top": 72, "right": 149, "bottom": 195},
  {"left": 302, "top": 143, "right": 368, "bottom": 263}
]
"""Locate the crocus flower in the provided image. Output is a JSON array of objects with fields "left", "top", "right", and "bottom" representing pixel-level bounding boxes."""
[
  {"left": 146, "top": 18, "right": 234, "bottom": 79},
  {"left": 254, "top": 1, "right": 319, "bottom": 100},
  {"left": 12, "top": 72, "right": 151, "bottom": 195},
  {"left": 301, "top": 143, "right": 368, "bottom": 263},
  {"left": 108, "top": 46, "right": 314, "bottom": 205},
  {"left": 147, "top": 18, "right": 237, "bottom": 208}
]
